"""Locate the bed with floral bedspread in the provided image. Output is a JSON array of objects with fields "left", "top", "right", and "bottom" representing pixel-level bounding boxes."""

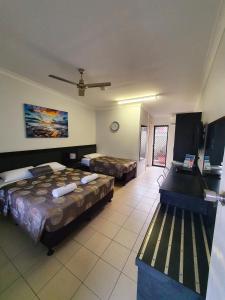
[
  {"left": 0, "top": 168, "right": 114, "bottom": 242},
  {"left": 89, "top": 156, "right": 137, "bottom": 179}
]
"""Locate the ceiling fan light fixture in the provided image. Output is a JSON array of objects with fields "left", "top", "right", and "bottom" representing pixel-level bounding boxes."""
[{"left": 117, "top": 95, "right": 159, "bottom": 105}]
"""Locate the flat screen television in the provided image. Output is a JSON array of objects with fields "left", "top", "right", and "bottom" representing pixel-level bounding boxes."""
[{"left": 204, "top": 116, "right": 225, "bottom": 166}]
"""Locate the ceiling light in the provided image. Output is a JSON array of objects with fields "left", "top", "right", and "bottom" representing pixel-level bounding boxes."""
[{"left": 117, "top": 95, "right": 158, "bottom": 105}]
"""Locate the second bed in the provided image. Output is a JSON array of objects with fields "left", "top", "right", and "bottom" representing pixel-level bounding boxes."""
[{"left": 81, "top": 154, "right": 137, "bottom": 184}]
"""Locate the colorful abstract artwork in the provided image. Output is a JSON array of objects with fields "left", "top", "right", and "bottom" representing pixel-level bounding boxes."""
[{"left": 24, "top": 104, "right": 68, "bottom": 138}]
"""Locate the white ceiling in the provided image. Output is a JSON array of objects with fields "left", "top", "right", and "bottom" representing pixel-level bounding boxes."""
[{"left": 0, "top": 0, "right": 221, "bottom": 114}]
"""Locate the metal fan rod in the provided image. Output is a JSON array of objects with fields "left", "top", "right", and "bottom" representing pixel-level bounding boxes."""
[
  {"left": 86, "top": 82, "right": 111, "bottom": 88},
  {"left": 48, "top": 75, "right": 77, "bottom": 85}
]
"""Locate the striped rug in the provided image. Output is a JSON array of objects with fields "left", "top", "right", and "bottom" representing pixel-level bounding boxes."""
[{"left": 138, "top": 203, "right": 212, "bottom": 298}]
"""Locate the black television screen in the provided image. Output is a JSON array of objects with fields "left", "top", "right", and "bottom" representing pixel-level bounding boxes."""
[{"left": 204, "top": 116, "right": 225, "bottom": 166}]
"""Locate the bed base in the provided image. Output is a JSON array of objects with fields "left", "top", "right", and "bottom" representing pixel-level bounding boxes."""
[
  {"left": 118, "top": 167, "right": 137, "bottom": 185},
  {"left": 40, "top": 190, "right": 114, "bottom": 255}
]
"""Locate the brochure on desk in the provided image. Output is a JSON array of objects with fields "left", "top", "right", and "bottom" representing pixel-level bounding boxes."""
[{"left": 183, "top": 154, "right": 195, "bottom": 169}]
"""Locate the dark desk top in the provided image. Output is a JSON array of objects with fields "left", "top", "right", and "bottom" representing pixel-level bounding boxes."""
[{"left": 160, "top": 165, "right": 204, "bottom": 198}]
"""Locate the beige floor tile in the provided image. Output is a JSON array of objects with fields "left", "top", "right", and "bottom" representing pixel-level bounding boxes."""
[
  {"left": 119, "top": 190, "right": 141, "bottom": 198},
  {"left": 1, "top": 229, "right": 34, "bottom": 259},
  {"left": 12, "top": 243, "right": 46, "bottom": 274},
  {"left": 108, "top": 202, "right": 134, "bottom": 216},
  {"left": 73, "top": 225, "right": 96, "bottom": 245},
  {"left": 85, "top": 260, "right": 120, "bottom": 300},
  {"left": 123, "top": 198, "right": 139, "bottom": 208},
  {"left": 132, "top": 235, "right": 144, "bottom": 253},
  {"left": 144, "top": 189, "right": 158, "bottom": 197},
  {"left": 91, "top": 218, "right": 120, "bottom": 239},
  {"left": 100, "top": 209, "right": 128, "bottom": 226},
  {"left": 146, "top": 202, "right": 159, "bottom": 222},
  {"left": 114, "top": 228, "right": 138, "bottom": 249},
  {"left": 123, "top": 189, "right": 146, "bottom": 198},
  {"left": 0, "top": 261, "right": 20, "bottom": 294},
  {"left": 0, "top": 277, "right": 37, "bottom": 300},
  {"left": 55, "top": 238, "right": 81, "bottom": 264},
  {"left": 123, "top": 217, "right": 144, "bottom": 234},
  {"left": 66, "top": 247, "right": 98, "bottom": 281},
  {"left": 139, "top": 221, "right": 150, "bottom": 237},
  {"left": 0, "top": 221, "right": 21, "bottom": 247},
  {"left": 90, "top": 215, "right": 106, "bottom": 228},
  {"left": 102, "top": 241, "right": 130, "bottom": 271},
  {"left": 0, "top": 248, "right": 9, "bottom": 268},
  {"left": 135, "top": 201, "right": 153, "bottom": 213},
  {"left": 113, "top": 184, "right": 123, "bottom": 193},
  {"left": 123, "top": 251, "right": 138, "bottom": 282},
  {"left": 130, "top": 209, "right": 148, "bottom": 222},
  {"left": 140, "top": 199, "right": 156, "bottom": 209},
  {"left": 38, "top": 267, "right": 81, "bottom": 300},
  {"left": 142, "top": 192, "right": 158, "bottom": 200},
  {"left": 112, "top": 191, "right": 124, "bottom": 200},
  {"left": 109, "top": 274, "right": 137, "bottom": 300},
  {"left": 24, "top": 256, "right": 62, "bottom": 293},
  {"left": 71, "top": 284, "right": 99, "bottom": 300},
  {"left": 84, "top": 232, "right": 111, "bottom": 256}
]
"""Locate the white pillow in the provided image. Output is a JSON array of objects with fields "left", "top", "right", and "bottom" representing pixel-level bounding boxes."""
[
  {"left": 84, "top": 153, "right": 103, "bottom": 159},
  {"left": 38, "top": 162, "right": 66, "bottom": 171},
  {"left": 0, "top": 166, "right": 33, "bottom": 183}
]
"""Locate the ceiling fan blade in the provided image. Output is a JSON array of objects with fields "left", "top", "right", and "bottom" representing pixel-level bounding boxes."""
[
  {"left": 78, "top": 88, "right": 85, "bottom": 96},
  {"left": 85, "top": 82, "right": 111, "bottom": 88},
  {"left": 48, "top": 75, "right": 77, "bottom": 85}
]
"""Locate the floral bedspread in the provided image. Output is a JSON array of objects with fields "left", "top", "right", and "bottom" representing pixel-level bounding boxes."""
[
  {"left": 0, "top": 168, "right": 114, "bottom": 242},
  {"left": 89, "top": 156, "right": 137, "bottom": 178}
]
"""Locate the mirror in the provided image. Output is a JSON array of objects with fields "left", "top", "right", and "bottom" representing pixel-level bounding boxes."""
[
  {"left": 203, "top": 116, "right": 225, "bottom": 180},
  {"left": 139, "top": 125, "right": 148, "bottom": 161}
]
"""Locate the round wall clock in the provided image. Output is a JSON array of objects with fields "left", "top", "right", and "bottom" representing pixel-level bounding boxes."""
[{"left": 110, "top": 121, "right": 120, "bottom": 132}]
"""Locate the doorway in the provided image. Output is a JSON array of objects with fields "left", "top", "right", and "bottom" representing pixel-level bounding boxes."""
[{"left": 152, "top": 125, "right": 168, "bottom": 167}]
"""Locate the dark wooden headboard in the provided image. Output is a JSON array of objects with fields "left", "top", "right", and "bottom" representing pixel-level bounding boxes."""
[{"left": 0, "top": 144, "right": 97, "bottom": 172}]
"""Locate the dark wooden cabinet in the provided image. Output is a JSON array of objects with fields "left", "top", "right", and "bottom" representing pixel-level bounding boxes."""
[{"left": 173, "top": 112, "right": 202, "bottom": 162}]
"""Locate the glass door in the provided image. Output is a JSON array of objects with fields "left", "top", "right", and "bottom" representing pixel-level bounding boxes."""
[{"left": 152, "top": 125, "right": 168, "bottom": 167}]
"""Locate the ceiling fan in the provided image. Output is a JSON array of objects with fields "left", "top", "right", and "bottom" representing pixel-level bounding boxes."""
[{"left": 48, "top": 68, "right": 111, "bottom": 96}]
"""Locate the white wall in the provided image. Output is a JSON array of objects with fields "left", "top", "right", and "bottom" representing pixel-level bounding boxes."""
[
  {"left": 96, "top": 104, "right": 141, "bottom": 161},
  {"left": 148, "top": 115, "right": 175, "bottom": 168},
  {"left": 196, "top": 12, "right": 225, "bottom": 300},
  {"left": 197, "top": 36, "right": 225, "bottom": 124},
  {"left": 0, "top": 69, "right": 96, "bottom": 152},
  {"left": 140, "top": 106, "right": 149, "bottom": 126},
  {"left": 196, "top": 23, "right": 225, "bottom": 172},
  {"left": 138, "top": 106, "right": 150, "bottom": 174}
]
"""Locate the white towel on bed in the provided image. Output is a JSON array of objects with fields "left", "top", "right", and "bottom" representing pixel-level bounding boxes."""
[
  {"left": 81, "top": 173, "right": 99, "bottom": 184},
  {"left": 52, "top": 183, "right": 77, "bottom": 198}
]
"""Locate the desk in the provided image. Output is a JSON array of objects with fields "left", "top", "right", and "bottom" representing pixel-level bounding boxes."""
[
  {"left": 159, "top": 165, "right": 212, "bottom": 215},
  {"left": 202, "top": 174, "right": 221, "bottom": 194}
]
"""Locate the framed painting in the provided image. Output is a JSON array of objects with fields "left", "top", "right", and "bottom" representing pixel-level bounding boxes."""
[{"left": 24, "top": 104, "right": 68, "bottom": 138}]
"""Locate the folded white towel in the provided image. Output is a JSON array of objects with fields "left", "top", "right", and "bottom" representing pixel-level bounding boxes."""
[
  {"left": 52, "top": 183, "right": 77, "bottom": 198},
  {"left": 81, "top": 173, "right": 99, "bottom": 184}
]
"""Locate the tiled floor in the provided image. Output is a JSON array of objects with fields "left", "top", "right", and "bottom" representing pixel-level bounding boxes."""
[{"left": 0, "top": 167, "right": 162, "bottom": 300}]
